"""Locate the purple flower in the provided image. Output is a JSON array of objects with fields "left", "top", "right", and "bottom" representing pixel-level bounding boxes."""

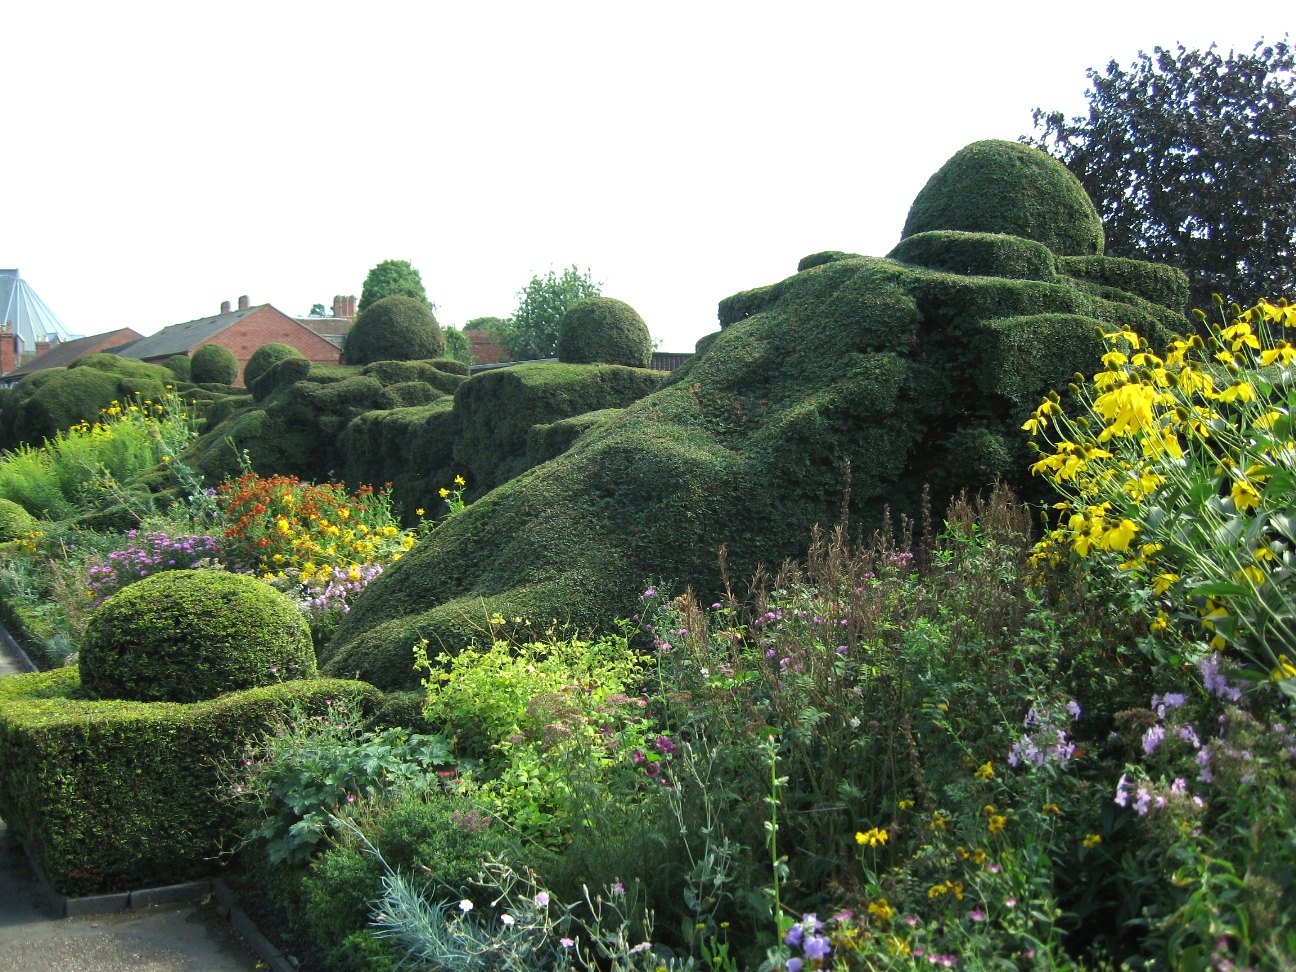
[
  {"left": 1143, "top": 724, "right": 1166, "bottom": 755},
  {"left": 969, "top": 908, "right": 986, "bottom": 922},
  {"left": 802, "top": 936, "right": 832, "bottom": 961},
  {"left": 1066, "top": 700, "right": 1082, "bottom": 720},
  {"left": 1178, "top": 724, "right": 1202, "bottom": 749},
  {"left": 784, "top": 925, "right": 804, "bottom": 947},
  {"left": 786, "top": 961, "right": 802, "bottom": 972},
  {"left": 1170, "top": 778, "right": 1187, "bottom": 797},
  {"left": 654, "top": 735, "right": 676, "bottom": 755},
  {"left": 800, "top": 914, "right": 823, "bottom": 932},
  {"left": 1134, "top": 787, "right": 1152, "bottom": 816},
  {"left": 1115, "top": 774, "right": 1131, "bottom": 807},
  {"left": 711, "top": 603, "right": 721, "bottom": 610}
]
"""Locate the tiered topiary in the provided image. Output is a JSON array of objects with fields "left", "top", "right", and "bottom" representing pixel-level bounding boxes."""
[
  {"left": 900, "top": 139, "right": 1105, "bottom": 257},
  {"left": 190, "top": 343, "right": 239, "bottom": 385},
  {"left": 80, "top": 570, "right": 316, "bottom": 704},
  {"left": 245, "top": 343, "right": 305, "bottom": 398},
  {"left": 556, "top": 297, "right": 653, "bottom": 368},
  {"left": 0, "top": 498, "right": 36, "bottom": 541},
  {"left": 343, "top": 296, "right": 446, "bottom": 366}
]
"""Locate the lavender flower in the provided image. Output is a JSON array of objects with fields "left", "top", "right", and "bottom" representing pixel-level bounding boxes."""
[
  {"left": 1143, "top": 724, "right": 1166, "bottom": 755},
  {"left": 802, "top": 936, "right": 832, "bottom": 961}
]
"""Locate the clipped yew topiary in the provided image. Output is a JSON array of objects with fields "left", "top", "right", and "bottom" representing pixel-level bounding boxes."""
[
  {"left": 245, "top": 343, "right": 305, "bottom": 396},
  {"left": 190, "top": 343, "right": 239, "bottom": 385},
  {"left": 901, "top": 139, "right": 1105, "bottom": 256},
  {"left": 0, "top": 498, "right": 36, "bottom": 541},
  {"left": 80, "top": 570, "right": 316, "bottom": 704},
  {"left": 163, "top": 354, "right": 192, "bottom": 381},
  {"left": 556, "top": 297, "right": 652, "bottom": 368},
  {"left": 343, "top": 296, "right": 446, "bottom": 366}
]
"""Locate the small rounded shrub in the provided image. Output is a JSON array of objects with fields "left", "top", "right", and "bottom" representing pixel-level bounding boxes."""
[
  {"left": 163, "top": 355, "right": 192, "bottom": 381},
  {"left": 0, "top": 498, "right": 36, "bottom": 540},
  {"left": 556, "top": 297, "right": 652, "bottom": 368},
  {"left": 245, "top": 343, "right": 305, "bottom": 395},
  {"left": 901, "top": 139, "right": 1105, "bottom": 256},
  {"left": 797, "top": 250, "right": 861, "bottom": 272},
  {"left": 80, "top": 570, "right": 316, "bottom": 703},
  {"left": 190, "top": 344, "right": 239, "bottom": 385},
  {"left": 343, "top": 296, "right": 445, "bottom": 366}
]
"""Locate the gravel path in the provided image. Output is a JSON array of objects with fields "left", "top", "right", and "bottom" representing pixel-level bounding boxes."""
[{"left": 0, "top": 630, "right": 262, "bottom": 971}]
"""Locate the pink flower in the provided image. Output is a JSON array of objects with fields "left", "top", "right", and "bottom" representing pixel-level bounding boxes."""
[
  {"left": 535, "top": 892, "right": 550, "bottom": 907},
  {"left": 1004, "top": 897, "right": 1017, "bottom": 908},
  {"left": 560, "top": 938, "right": 575, "bottom": 948},
  {"left": 969, "top": 909, "right": 986, "bottom": 922}
]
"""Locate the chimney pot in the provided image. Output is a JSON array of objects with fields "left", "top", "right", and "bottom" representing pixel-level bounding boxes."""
[
  {"left": 221, "top": 300, "right": 231, "bottom": 314},
  {"left": 238, "top": 295, "right": 250, "bottom": 311}
]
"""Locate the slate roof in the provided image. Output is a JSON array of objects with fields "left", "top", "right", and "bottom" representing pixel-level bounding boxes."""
[
  {"left": 1, "top": 328, "right": 143, "bottom": 380},
  {"left": 116, "top": 306, "right": 263, "bottom": 360},
  {"left": 0, "top": 269, "right": 74, "bottom": 354}
]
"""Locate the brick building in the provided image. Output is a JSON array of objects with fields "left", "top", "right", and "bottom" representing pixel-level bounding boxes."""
[
  {"left": 117, "top": 296, "right": 341, "bottom": 386},
  {"left": 0, "top": 326, "right": 143, "bottom": 385},
  {"left": 464, "top": 329, "right": 510, "bottom": 364},
  {"left": 298, "top": 295, "right": 357, "bottom": 352}
]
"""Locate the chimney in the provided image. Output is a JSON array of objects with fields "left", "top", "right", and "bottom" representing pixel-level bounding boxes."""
[
  {"left": 35, "top": 339, "right": 50, "bottom": 358},
  {"left": 238, "top": 295, "right": 250, "bottom": 311},
  {"left": 332, "top": 295, "right": 357, "bottom": 319},
  {"left": 0, "top": 325, "right": 15, "bottom": 375},
  {"left": 221, "top": 300, "right": 231, "bottom": 314}
]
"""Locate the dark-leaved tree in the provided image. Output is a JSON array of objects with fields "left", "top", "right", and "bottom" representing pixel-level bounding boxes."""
[
  {"left": 358, "top": 260, "right": 434, "bottom": 314},
  {"left": 486, "top": 266, "right": 601, "bottom": 361},
  {"left": 1029, "top": 40, "right": 1296, "bottom": 309}
]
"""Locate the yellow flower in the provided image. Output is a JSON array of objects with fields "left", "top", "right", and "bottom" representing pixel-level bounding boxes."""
[
  {"left": 1231, "top": 480, "right": 1261, "bottom": 511},
  {"left": 1218, "top": 381, "right": 1256, "bottom": 403},
  {"left": 1042, "top": 803, "right": 1062, "bottom": 816},
  {"left": 1150, "top": 611, "right": 1169, "bottom": 632},
  {"left": 898, "top": 799, "right": 914, "bottom": 810},
  {"left": 855, "top": 827, "right": 888, "bottom": 847},
  {"left": 973, "top": 761, "right": 995, "bottom": 781},
  {"left": 987, "top": 815, "right": 1007, "bottom": 835},
  {"left": 887, "top": 936, "right": 911, "bottom": 957},
  {"left": 1272, "top": 655, "right": 1296, "bottom": 681},
  {"left": 338, "top": 508, "right": 350, "bottom": 519},
  {"left": 454, "top": 475, "right": 466, "bottom": 485},
  {"left": 1083, "top": 834, "right": 1103, "bottom": 848},
  {"left": 972, "top": 849, "right": 987, "bottom": 865},
  {"left": 415, "top": 508, "right": 425, "bottom": 516},
  {"left": 930, "top": 811, "right": 949, "bottom": 831},
  {"left": 955, "top": 846, "right": 969, "bottom": 860},
  {"left": 867, "top": 898, "right": 895, "bottom": 922},
  {"left": 439, "top": 488, "right": 450, "bottom": 498}
]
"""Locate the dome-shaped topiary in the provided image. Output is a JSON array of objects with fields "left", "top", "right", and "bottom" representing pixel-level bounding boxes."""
[
  {"left": 80, "top": 570, "right": 316, "bottom": 703},
  {"left": 556, "top": 297, "right": 652, "bottom": 368},
  {"left": 343, "top": 296, "right": 445, "bottom": 366},
  {"left": 901, "top": 140, "right": 1104, "bottom": 257},
  {"left": 0, "top": 498, "right": 36, "bottom": 541},
  {"left": 190, "top": 344, "right": 239, "bottom": 385},
  {"left": 245, "top": 343, "right": 306, "bottom": 396},
  {"left": 163, "top": 355, "right": 192, "bottom": 381}
]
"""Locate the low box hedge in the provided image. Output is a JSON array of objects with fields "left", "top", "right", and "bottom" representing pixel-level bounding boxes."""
[{"left": 0, "top": 667, "right": 380, "bottom": 896}]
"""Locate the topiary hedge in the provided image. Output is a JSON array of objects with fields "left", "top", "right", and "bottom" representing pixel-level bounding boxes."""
[
  {"left": 0, "top": 498, "right": 36, "bottom": 541},
  {"left": 343, "top": 296, "right": 446, "bottom": 366},
  {"left": 80, "top": 570, "right": 316, "bottom": 704},
  {"left": 888, "top": 231, "right": 1057, "bottom": 282},
  {"left": 901, "top": 139, "right": 1105, "bottom": 257},
  {"left": 190, "top": 343, "right": 239, "bottom": 385},
  {"left": 0, "top": 668, "right": 379, "bottom": 895},
  {"left": 245, "top": 343, "right": 305, "bottom": 397},
  {"left": 556, "top": 297, "right": 653, "bottom": 368},
  {"left": 797, "top": 250, "right": 862, "bottom": 272},
  {"left": 164, "top": 355, "right": 192, "bottom": 381},
  {"left": 1055, "top": 255, "right": 1190, "bottom": 311}
]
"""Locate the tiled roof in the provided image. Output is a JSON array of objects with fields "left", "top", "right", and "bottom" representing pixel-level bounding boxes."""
[
  {"left": 116, "top": 306, "right": 263, "bottom": 360},
  {"left": 1, "top": 328, "right": 144, "bottom": 380}
]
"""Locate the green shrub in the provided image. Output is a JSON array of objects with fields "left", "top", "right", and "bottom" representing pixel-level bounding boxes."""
[
  {"left": 251, "top": 356, "right": 312, "bottom": 403},
  {"left": 361, "top": 360, "right": 467, "bottom": 395},
  {"left": 344, "top": 296, "right": 446, "bottom": 366},
  {"left": 901, "top": 139, "right": 1105, "bottom": 256},
  {"left": 556, "top": 297, "right": 652, "bottom": 368},
  {"left": 887, "top": 230, "right": 1057, "bottom": 281},
  {"left": 1056, "top": 254, "right": 1190, "bottom": 310},
  {"left": 0, "top": 668, "right": 379, "bottom": 895},
  {"left": 0, "top": 498, "right": 36, "bottom": 541},
  {"left": 190, "top": 343, "right": 239, "bottom": 385},
  {"left": 163, "top": 355, "right": 192, "bottom": 381},
  {"left": 378, "top": 381, "right": 443, "bottom": 410},
  {"left": 80, "top": 570, "right": 316, "bottom": 703},
  {"left": 424, "top": 357, "right": 469, "bottom": 377},
  {"left": 245, "top": 344, "right": 305, "bottom": 396},
  {"left": 797, "top": 250, "right": 861, "bottom": 272}
]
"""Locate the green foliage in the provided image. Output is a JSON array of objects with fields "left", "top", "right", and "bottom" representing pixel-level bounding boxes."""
[
  {"left": 797, "top": 250, "right": 861, "bottom": 272},
  {"left": 250, "top": 355, "right": 312, "bottom": 402},
  {"left": 889, "top": 231, "right": 1058, "bottom": 282},
  {"left": 1056, "top": 255, "right": 1190, "bottom": 311},
  {"left": 556, "top": 297, "right": 653, "bottom": 368},
  {"left": 359, "top": 259, "right": 433, "bottom": 314},
  {"left": 0, "top": 498, "right": 36, "bottom": 540},
  {"left": 245, "top": 343, "right": 305, "bottom": 395},
  {"left": 80, "top": 570, "right": 316, "bottom": 704},
  {"left": 1031, "top": 40, "right": 1296, "bottom": 308},
  {"left": 488, "top": 266, "right": 602, "bottom": 360},
  {"left": 163, "top": 354, "right": 192, "bottom": 381},
  {"left": 0, "top": 667, "right": 379, "bottom": 895},
  {"left": 190, "top": 343, "right": 239, "bottom": 385},
  {"left": 443, "top": 325, "right": 473, "bottom": 365},
  {"left": 344, "top": 296, "right": 446, "bottom": 366},
  {"left": 902, "top": 139, "right": 1105, "bottom": 256}
]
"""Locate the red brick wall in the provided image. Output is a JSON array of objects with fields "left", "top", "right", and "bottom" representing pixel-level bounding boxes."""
[
  {"left": 193, "top": 307, "right": 342, "bottom": 386},
  {"left": 466, "top": 329, "right": 510, "bottom": 364}
]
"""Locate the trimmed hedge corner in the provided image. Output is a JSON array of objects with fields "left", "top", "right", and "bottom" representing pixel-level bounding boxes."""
[
  {"left": 557, "top": 298, "right": 653, "bottom": 368},
  {"left": 0, "top": 668, "right": 380, "bottom": 895},
  {"left": 80, "top": 571, "right": 316, "bottom": 703},
  {"left": 888, "top": 231, "right": 1057, "bottom": 282},
  {"left": 191, "top": 344, "right": 239, "bottom": 385},
  {"left": 343, "top": 296, "right": 446, "bottom": 366}
]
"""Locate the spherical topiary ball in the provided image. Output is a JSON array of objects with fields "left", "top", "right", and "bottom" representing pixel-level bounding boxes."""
[
  {"left": 556, "top": 297, "right": 652, "bottom": 368},
  {"left": 343, "top": 296, "right": 446, "bottom": 366},
  {"left": 80, "top": 570, "right": 316, "bottom": 703},
  {"left": 244, "top": 343, "right": 305, "bottom": 390},
  {"left": 901, "top": 140, "right": 1105, "bottom": 257},
  {"left": 0, "top": 499, "right": 35, "bottom": 541},
  {"left": 190, "top": 343, "right": 239, "bottom": 385}
]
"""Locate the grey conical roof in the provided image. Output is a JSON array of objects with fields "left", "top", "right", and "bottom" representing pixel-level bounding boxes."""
[{"left": 0, "top": 269, "right": 73, "bottom": 354}]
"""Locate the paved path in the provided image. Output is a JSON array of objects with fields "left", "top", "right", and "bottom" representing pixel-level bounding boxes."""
[{"left": 0, "top": 631, "right": 261, "bottom": 971}]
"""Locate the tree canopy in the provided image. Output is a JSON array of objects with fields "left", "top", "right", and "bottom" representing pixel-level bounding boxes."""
[
  {"left": 1029, "top": 40, "right": 1296, "bottom": 310},
  {"left": 358, "top": 260, "right": 434, "bottom": 314},
  {"left": 442, "top": 325, "right": 473, "bottom": 365},
  {"left": 486, "top": 266, "right": 601, "bottom": 361}
]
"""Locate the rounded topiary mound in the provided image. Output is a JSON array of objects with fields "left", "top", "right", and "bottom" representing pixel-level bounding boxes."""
[
  {"left": 556, "top": 297, "right": 652, "bottom": 368},
  {"left": 80, "top": 570, "right": 316, "bottom": 703},
  {"left": 245, "top": 343, "right": 305, "bottom": 392},
  {"left": 901, "top": 140, "right": 1104, "bottom": 257},
  {"left": 190, "top": 344, "right": 239, "bottom": 385},
  {"left": 0, "top": 499, "right": 36, "bottom": 541},
  {"left": 343, "top": 296, "right": 445, "bottom": 366},
  {"left": 163, "top": 355, "right": 192, "bottom": 381}
]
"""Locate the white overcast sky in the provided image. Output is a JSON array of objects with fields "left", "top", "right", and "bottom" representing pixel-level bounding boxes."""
[{"left": 3, "top": 2, "right": 1290, "bottom": 352}]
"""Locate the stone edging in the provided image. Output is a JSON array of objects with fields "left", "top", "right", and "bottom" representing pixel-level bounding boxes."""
[
  {"left": 16, "top": 835, "right": 294, "bottom": 971},
  {"left": 0, "top": 619, "right": 38, "bottom": 673}
]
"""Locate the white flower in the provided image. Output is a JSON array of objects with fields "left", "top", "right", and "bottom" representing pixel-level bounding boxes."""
[
  {"left": 534, "top": 892, "right": 550, "bottom": 907},
  {"left": 459, "top": 899, "right": 474, "bottom": 913},
  {"left": 700, "top": 667, "right": 710, "bottom": 677},
  {"left": 500, "top": 914, "right": 515, "bottom": 926},
  {"left": 850, "top": 717, "right": 861, "bottom": 729}
]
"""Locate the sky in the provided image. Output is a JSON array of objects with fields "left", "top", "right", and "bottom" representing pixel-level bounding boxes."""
[{"left": 3, "top": 2, "right": 1291, "bottom": 353}]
